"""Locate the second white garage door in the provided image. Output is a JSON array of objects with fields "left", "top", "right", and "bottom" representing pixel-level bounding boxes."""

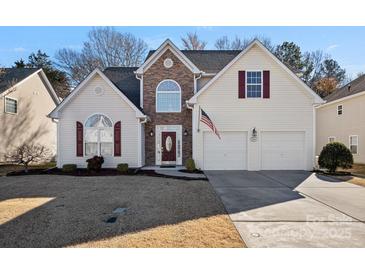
[
  {"left": 203, "top": 131, "right": 247, "bottom": 170},
  {"left": 261, "top": 131, "right": 305, "bottom": 170}
]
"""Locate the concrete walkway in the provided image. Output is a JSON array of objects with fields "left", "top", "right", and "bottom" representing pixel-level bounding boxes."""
[{"left": 206, "top": 170, "right": 365, "bottom": 247}]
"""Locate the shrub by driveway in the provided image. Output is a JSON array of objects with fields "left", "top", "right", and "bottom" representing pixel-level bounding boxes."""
[{"left": 0, "top": 175, "right": 244, "bottom": 248}]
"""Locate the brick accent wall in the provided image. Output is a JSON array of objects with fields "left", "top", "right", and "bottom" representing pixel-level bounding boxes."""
[{"left": 143, "top": 49, "right": 194, "bottom": 165}]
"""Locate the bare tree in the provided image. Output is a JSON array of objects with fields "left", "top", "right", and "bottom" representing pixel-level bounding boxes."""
[
  {"left": 55, "top": 27, "right": 148, "bottom": 85},
  {"left": 6, "top": 143, "right": 51, "bottom": 173},
  {"left": 214, "top": 35, "right": 274, "bottom": 51},
  {"left": 215, "top": 36, "right": 230, "bottom": 50},
  {"left": 181, "top": 32, "right": 207, "bottom": 50}
]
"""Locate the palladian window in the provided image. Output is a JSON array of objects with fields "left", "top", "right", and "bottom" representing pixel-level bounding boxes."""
[
  {"left": 84, "top": 114, "right": 113, "bottom": 156},
  {"left": 156, "top": 80, "right": 181, "bottom": 112}
]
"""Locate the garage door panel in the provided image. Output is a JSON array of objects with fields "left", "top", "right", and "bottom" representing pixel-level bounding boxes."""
[
  {"left": 204, "top": 132, "right": 247, "bottom": 170},
  {"left": 261, "top": 131, "right": 305, "bottom": 170}
]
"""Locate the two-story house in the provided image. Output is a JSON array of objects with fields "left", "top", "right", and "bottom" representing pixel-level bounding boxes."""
[
  {"left": 316, "top": 74, "right": 365, "bottom": 164},
  {"left": 49, "top": 39, "right": 323, "bottom": 170},
  {"left": 0, "top": 68, "right": 59, "bottom": 161}
]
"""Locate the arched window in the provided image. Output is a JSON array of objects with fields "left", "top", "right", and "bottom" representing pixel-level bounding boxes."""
[
  {"left": 84, "top": 114, "right": 113, "bottom": 156},
  {"left": 156, "top": 80, "right": 181, "bottom": 112}
]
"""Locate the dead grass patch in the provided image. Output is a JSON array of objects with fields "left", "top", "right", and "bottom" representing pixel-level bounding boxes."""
[{"left": 71, "top": 215, "right": 244, "bottom": 248}]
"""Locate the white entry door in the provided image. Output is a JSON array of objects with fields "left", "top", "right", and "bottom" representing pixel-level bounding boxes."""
[
  {"left": 261, "top": 131, "right": 305, "bottom": 170},
  {"left": 203, "top": 131, "right": 247, "bottom": 170}
]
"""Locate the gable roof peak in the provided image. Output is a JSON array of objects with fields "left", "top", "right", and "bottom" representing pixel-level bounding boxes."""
[{"left": 136, "top": 39, "right": 201, "bottom": 74}]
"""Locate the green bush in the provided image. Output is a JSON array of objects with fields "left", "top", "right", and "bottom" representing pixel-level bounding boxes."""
[
  {"left": 117, "top": 163, "right": 129, "bottom": 173},
  {"left": 62, "top": 164, "right": 77, "bottom": 173},
  {"left": 185, "top": 158, "right": 196, "bottom": 172},
  {"left": 318, "top": 142, "right": 353, "bottom": 173},
  {"left": 86, "top": 156, "right": 104, "bottom": 172}
]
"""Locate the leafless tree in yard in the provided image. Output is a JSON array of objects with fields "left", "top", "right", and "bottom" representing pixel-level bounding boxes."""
[
  {"left": 181, "top": 32, "right": 207, "bottom": 50},
  {"left": 214, "top": 35, "right": 274, "bottom": 51},
  {"left": 6, "top": 143, "right": 51, "bottom": 173},
  {"left": 55, "top": 27, "right": 148, "bottom": 85}
]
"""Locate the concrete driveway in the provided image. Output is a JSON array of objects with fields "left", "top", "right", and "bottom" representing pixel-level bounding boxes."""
[{"left": 206, "top": 170, "right": 365, "bottom": 247}]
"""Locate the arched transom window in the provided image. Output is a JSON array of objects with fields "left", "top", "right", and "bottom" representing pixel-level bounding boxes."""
[
  {"left": 156, "top": 80, "right": 181, "bottom": 112},
  {"left": 85, "top": 114, "right": 113, "bottom": 156}
]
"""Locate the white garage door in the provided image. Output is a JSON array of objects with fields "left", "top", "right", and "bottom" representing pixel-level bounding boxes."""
[
  {"left": 203, "top": 131, "right": 247, "bottom": 170},
  {"left": 261, "top": 131, "right": 305, "bottom": 170}
]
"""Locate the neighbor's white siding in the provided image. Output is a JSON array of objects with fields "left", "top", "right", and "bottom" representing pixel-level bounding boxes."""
[
  {"left": 57, "top": 74, "right": 140, "bottom": 168},
  {"left": 193, "top": 44, "right": 316, "bottom": 170},
  {"left": 316, "top": 92, "right": 365, "bottom": 163},
  {"left": 0, "top": 72, "right": 57, "bottom": 161}
]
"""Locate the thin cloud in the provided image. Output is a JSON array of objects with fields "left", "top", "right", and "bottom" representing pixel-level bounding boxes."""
[
  {"left": 13, "top": 47, "right": 26, "bottom": 52},
  {"left": 326, "top": 44, "right": 339, "bottom": 51}
]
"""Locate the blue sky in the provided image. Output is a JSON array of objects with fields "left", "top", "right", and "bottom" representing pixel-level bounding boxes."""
[{"left": 1, "top": 26, "right": 365, "bottom": 77}]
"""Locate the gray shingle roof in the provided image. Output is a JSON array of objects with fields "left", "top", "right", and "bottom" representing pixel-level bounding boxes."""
[
  {"left": 103, "top": 67, "right": 141, "bottom": 109},
  {"left": 0, "top": 68, "right": 39, "bottom": 94},
  {"left": 146, "top": 50, "right": 241, "bottom": 73},
  {"left": 325, "top": 74, "right": 365, "bottom": 102}
]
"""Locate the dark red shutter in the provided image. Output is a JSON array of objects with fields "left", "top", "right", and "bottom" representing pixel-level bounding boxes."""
[
  {"left": 238, "top": 71, "right": 245, "bottom": 98},
  {"left": 263, "top": 70, "right": 270, "bottom": 98},
  {"left": 76, "top": 121, "right": 83, "bottom": 157},
  {"left": 114, "top": 121, "right": 121, "bottom": 156}
]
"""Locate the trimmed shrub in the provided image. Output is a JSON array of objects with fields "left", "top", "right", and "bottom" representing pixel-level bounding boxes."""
[
  {"left": 117, "top": 163, "right": 129, "bottom": 173},
  {"left": 318, "top": 142, "right": 353, "bottom": 173},
  {"left": 86, "top": 156, "right": 104, "bottom": 172},
  {"left": 185, "top": 158, "right": 196, "bottom": 172},
  {"left": 62, "top": 164, "right": 77, "bottom": 173}
]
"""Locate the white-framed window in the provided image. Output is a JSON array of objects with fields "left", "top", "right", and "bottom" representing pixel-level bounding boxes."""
[
  {"left": 328, "top": 136, "right": 336, "bottom": 143},
  {"left": 156, "top": 80, "right": 181, "bottom": 112},
  {"left": 246, "top": 71, "right": 262, "bottom": 98},
  {"left": 337, "top": 105, "right": 343, "bottom": 115},
  {"left": 349, "top": 135, "right": 358, "bottom": 154},
  {"left": 84, "top": 114, "right": 113, "bottom": 156},
  {"left": 5, "top": 96, "right": 17, "bottom": 114}
]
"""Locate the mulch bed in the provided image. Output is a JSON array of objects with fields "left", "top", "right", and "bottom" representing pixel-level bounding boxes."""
[
  {"left": 6, "top": 167, "right": 207, "bottom": 181},
  {"left": 315, "top": 170, "right": 352, "bottom": 176},
  {"left": 179, "top": 169, "right": 204, "bottom": 174}
]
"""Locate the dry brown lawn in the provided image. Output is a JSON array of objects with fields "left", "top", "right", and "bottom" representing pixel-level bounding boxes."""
[
  {"left": 0, "top": 162, "right": 56, "bottom": 176},
  {"left": 338, "top": 163, "right": 365, "bottom": 177},
  {"left": 336, "top": 164, "right": 365, "bottom": 187},
  {"left": 0, "top": 175, "right": 244, "bottom": 248}
]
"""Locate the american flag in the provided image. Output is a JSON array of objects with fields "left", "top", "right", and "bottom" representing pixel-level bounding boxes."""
[{"left": 200, "top": 108, "right": 221, "bottom": 139}]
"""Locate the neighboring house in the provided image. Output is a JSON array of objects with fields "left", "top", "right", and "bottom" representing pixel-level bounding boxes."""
[
  {"left": 316, "top": 75, "right": 365, "bottom": 163},
  {"left": 0, "top": 68, "right": 60, "bottom": 161},
  {"left": 49, "top": 39, "right": 324, "bottom": 170}
]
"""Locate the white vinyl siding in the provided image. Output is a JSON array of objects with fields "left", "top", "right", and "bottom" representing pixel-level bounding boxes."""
[
  {"left": 193, "top": 44, "right": 315, "bottom": 170},
  {"left": 203, "top": 131, "right": 247, "bottom": 170},
  {"left": 316, "top": 92, "right": 365, "bottom": 164},
  {"left": 261, "top": 131, "right": 305, "bottom": 170},
  {"left": 57, "top": 74, "right": 140, "bottom": 168}
]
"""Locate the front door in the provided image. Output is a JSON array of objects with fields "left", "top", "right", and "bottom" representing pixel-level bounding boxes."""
[{"left": 161, "top": 131, "right": 176, "bottom": 164}]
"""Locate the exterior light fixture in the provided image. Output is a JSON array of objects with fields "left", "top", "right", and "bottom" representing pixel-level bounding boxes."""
[
  {"left": 149, "top": 130, "right": 154, "bottom": 137},
  {"left": 184, "top": 129, "right": 188, "bottom": 136},
  {"left": 252, "top": 127, "right": 257, "bottom": 138}
]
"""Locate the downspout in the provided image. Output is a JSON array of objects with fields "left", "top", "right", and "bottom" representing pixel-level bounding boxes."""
[
  {"left": 194, "top": 72, "right": 203, "bottom": 93},
  {"left": 313, "top": 102, "right": 322, "bottom": 170},
  {"left": 135, "top": 72, "right": 143, "bottom": 109}
]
